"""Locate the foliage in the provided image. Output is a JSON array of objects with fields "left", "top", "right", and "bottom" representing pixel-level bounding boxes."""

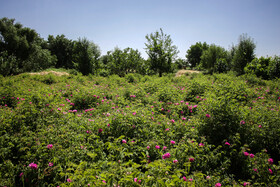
[
  {"left": 145, "top": 28, "right": 179, "bottom": 77},
  {"left": 232, "top": 34, "right": 256, "bottom": 75},
  {"left": 0, "top": 71, "right": 279, "bottom": 186},
  {"left": 72, "top": 37, "right": 101, "bottom": 75},
  {"left": 268, "top": 56, "right": 280, "bottom": 79},
  {"left": 186, "top": 42, "right": 209, "bottom": 68},
  {"left": 200, "top": 44, "right": 228, "bottom": 73},
  {"left": 47, "top": 34, "right": 75, "bottom": 69},
  {"left": 106, "top": 47, "right": 145, "bottom": 76},
  {"left": 245, "top": 57, "right": 270, "bottom": 79}
]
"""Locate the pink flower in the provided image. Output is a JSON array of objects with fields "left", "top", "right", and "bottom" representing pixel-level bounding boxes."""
[
  {"left": 215, "top": 183, "right": 222, "bottom": 187},
  {"left": 47, "top": 144, "right": 53, "bottom": 149},
  {"left": 183, "top": 176, "right": 187, "bottom": 181},
  {"left": 171, "top": 119, "right": 175, "bottom": 123},
  {"left": 205, "top": 114, "right": 210, "bottom": 118},
  {"left": 155, "top": 145, "right": 160, "bottom": 149},
  {"left": 170, "top": 140, "right": 175, "bottom": 144},
  {"left": 173, "top": 159, "right": 178, "bottom": 163},
  {"left": 134, "top": 178, "right": 138, "bottom": 182},
  {"left": 253, "top": 168, "right": 258, "bottom": 173},
  {"left": 19, "top": 172, "right": 24, "bottom": 178},
  {"left": 147, "top": 146, "right": 150, "bottom": 149},
  {"left": 268, "top": 168, "right": 273, "bottom": 174},
  {"left": 102, "top": 180, "right": 106, "bottom": 183},
  {"left": 189, "top": 178, "right": 193, "bottom": 182},
  {"left": 189, "top": 157, "right": 195, "bottom": 162},
  {"left": 48, "top": 162, "right": 53, "bottom": 167},
  {"left": 206, "top": 176, "right": 211, "bottom": 180},
  {"left": 243, "top": 182, "right": 248, "bottom": 186},
  {"left": 162, "top": 152, "right": 171, "bottom": 159},
  {"left": 67, "top": 178, "right": 72, "bottom": 182},
  {"left": 199, "top": 143, "right": 204, "bottom": 147},
  {"left": 98, "top": 128, "right": 103, "bottom": 133},
  {"left": 29, "top": 162, "right": 38, "bottom": 169},
  {"left": 243, "top": 152, "right": 249, "bottom": 156},
  {"left": 240, "top": 120, "right": 245, "bottom": 125},
  {"left": 132, "top": 112, "right": 136, "bottom": 115},
  {"left": 122, "top": 139, "right": 127, "bottom": 144},
  {"left": 225, "top": 142, "right": 230, "bottom": 146},
  {"left": 268, "top": 158, "right": 273, "bottom": 165},
  {"left": 163, "top": 146, "right": 167, "bottom": 151},
  {"left": 249, "top": 154, "right": 254, "bottom": 158}
]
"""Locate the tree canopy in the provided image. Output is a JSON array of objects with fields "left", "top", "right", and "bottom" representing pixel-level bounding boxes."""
[{"left": 145, "top": 28, "right": 179, "bottom": 77}]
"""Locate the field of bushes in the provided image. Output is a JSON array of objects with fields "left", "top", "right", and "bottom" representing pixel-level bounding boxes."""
[{"left": 0, "top": 71, "right": 280, "bottom": 186}]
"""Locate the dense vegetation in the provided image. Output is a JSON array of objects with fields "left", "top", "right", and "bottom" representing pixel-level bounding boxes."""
[
  {"left": 1, "top": 17, "right": 280, "bottom": 186},
  {"left": 0, "top": 72, "right": 279, "bottom": 186},
  {"left": 1, "top": 17, "right": 280, "bottom": 79}
]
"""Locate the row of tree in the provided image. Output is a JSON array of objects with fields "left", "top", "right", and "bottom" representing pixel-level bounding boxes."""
[{"left": 0, "top": 17, "right": 279, "bottom": 78}]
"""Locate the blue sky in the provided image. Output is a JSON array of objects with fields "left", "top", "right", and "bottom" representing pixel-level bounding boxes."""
[{"left": 1, "top": 0, "right": 280, "bottom": 59}]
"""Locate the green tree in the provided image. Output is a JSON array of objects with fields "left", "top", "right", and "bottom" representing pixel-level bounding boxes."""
[
  {"left": 186, "top": 42, "right": 209, "bottom": 68},
  {"left": 244, "top": 57, "right": 270, "bottom": 79},
  {"left": 268, "top": 56, "right": 280, "bottom": 79},
  {"left": 72, "top": 38, "right": 101, "bottom": 75},
  {"left": 145, "top": 28, "right": 179, "bottom": 77},
  {"left": 47, "top": 34, "right": 74, "bottom": 69},
  {"left": 232, "top": 34, "right": 256, "bottom": 75},
  {"left": 0, "top": 17, "right": 56, "bottom": 74},
  {"left": 106, "top": 47, "right": 145, "bottom": 76},
  {"left": 200, "top": 44, "right": 228, "bottom": 73}
]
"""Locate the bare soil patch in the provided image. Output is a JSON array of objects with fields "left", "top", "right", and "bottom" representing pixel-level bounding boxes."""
[
  {"left": 29, "top": 71, "right": 69, "bottom": 76},
  {"left": 175, "top": 69, "right": 201, "bottom": 77}
]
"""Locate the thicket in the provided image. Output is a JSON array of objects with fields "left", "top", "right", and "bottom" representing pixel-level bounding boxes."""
[{"left": 0, "top": 72, "right": 279, "bottom": 186}]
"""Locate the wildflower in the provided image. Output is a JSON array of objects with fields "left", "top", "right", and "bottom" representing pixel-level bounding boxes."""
[
  {"left": 183, "top": 176, "right": 187, "bottom": 181},
  {"left": 243, "top": 152, "right": 249, "bottom": 156},
  {"left": 67, "top": 178, "right": 72, "bottom": 182},
  {"left": 162, "top": 152, "right": 171, "bottom": 159},
  {"left": 206, "top": 176, "right": 211, "bottom": 180},
  {"left": 215, "top": 183, "right": 222, "bottom": 187},
  {"left": 268, "top": 158, "right": 273, "bottom": 165},
  {"left": 47, "top": 144, "right": 53, "bottom": 149},
  {"left": 253, "top": 168, "right": 258, "bottom": 172},
  {"left": 170, "top": 140, "right": 175, "bottom": 144},
  {"left": 205, "top": 114, "right": 210, "bottom": 118},
  {"left": 240, "top": 120, "right": 245, "bottom": 125},
  {"left": 134, "top": 178, "right": 138, "bottom": 182},
  {"left": 155, "top": 145, "right": 160, "bottom": 149},
  {"left": 171, "top": 119, "right": 175, "bottom": 123},
  {"left": 29, "top": 162, "right": 38, "bottom": 169},
  {"left": 163, "top": 146, "right": 167, "bottom": 151},
  {"left": 225, "top": 142, "right": 230, "bottom": 146},
  {"left": 243, "top": 182, "right": 249, "bottom": 186},
  {"left": 189, "top": 178, "right": 193, "bottom": 182},
  {"left": 189, "top": 157, "right": 195, "bottom": 162},
  {"left": 122, "top": 139, "right": 127, "bottom": 144},
  {"left": 48, "top": 162, "right": 53, "bottom": 167},
  {"left": 249, "top": 154, "right": 254, "bottom": 158},
  {"left": 98, "top": 129, "right": 103, "bottom": 133},
  {"left": 102, "top": 180, "right": 106, "bottom": 183},
  {"left": 199, "top": 143, "right": 204, "bottom": 147},
  {"left": 268, "top": 168, "right": 273, "bottom": 174},
  {"left": 173, "top": 159, "right": 178, "bottom": 163},
  {"left": 19, "top": 172, "right": 23, "bottom": 178}
]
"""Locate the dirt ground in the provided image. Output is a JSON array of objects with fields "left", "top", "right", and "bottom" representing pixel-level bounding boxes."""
[
  {"left": 175, "top": 69, "right": 201, "bottom": 77},
  {"left": 29, "top": 71, "right": 69, "bottom": 76}
]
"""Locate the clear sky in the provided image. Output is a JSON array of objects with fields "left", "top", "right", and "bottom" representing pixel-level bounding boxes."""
[{"left": 1, "top": 0, "right": 280, "bottom": 59}]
